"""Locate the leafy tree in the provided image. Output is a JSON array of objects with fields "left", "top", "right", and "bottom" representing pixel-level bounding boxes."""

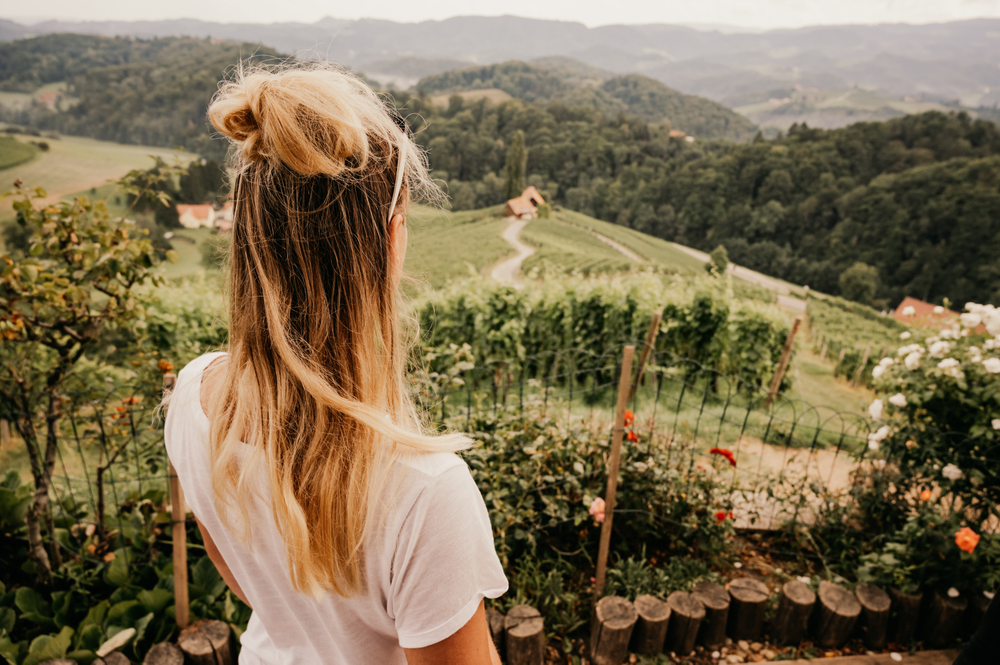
[
  {"left": 503, "top": 130, "right": 527, "bottom": 200},
  {"left": 706, "top": 245, "right": 729, "bottom": 275},
  {"left": 839, "top": 262, "right": 880, "bottom": 305},
  {"left": 0, "top": 171, "right": 180, "bottom": 581}
]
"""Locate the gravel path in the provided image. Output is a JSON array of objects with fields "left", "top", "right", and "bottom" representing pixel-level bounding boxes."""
[
  {"left": 490, "top": 219, "right": 535, "bottom": 284},
  {"left": 591, "top": 231, "right": 646, "bottom": 263}
]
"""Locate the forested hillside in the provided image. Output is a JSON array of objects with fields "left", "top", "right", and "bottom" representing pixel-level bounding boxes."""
[
  {"left": 416, "top": 61, "right": 757, "bottom": 141},
  {"left": 401, "top": 95, "right": 1000, "bottom": 307},
  {"left": 0, "top": 35, "right": 282, "bottom": 159}
]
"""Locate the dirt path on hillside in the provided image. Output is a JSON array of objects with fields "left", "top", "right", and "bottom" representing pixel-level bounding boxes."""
[
  {"left": 592, "top": 231, "right": 646, "bottom": 263},
  {"left": 491, "top": 219, "right": 535, "bottom": 284}
]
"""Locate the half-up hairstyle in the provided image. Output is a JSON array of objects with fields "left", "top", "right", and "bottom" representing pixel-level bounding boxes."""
[{"left": 205, "top": 63, "right": 468, "bottom": 598}]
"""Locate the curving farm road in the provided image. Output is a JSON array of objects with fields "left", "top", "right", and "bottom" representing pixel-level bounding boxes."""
[{"left": 490, "top": 219, "right": 536, "bottom": 284}]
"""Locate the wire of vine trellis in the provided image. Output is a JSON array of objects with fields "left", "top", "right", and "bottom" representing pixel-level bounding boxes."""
[
  {"left": 127, "top": 401, "right": 145, "bottom": 499},
  {"left": 787, "top": 417, "right": 827, "bottom": 529}
]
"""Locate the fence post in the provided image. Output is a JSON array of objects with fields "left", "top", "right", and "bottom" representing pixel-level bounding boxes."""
[
  {"left": 630, "top": 312, "right": 662, "bottom": 400},
  {"left": 852, "top": 342, "right": 873, "bottom": 387},
  {"left": 594, "top": 345, "right": 634, "bottom": 599},
  {"left": 164, "top": 372, "right": 190, "bottom": 630},
  {"left": 0, "top": 419, "right": 8, "bottom": 448},
  {"left": 765, "top": 316, "right": 802, "bottom": 410}
]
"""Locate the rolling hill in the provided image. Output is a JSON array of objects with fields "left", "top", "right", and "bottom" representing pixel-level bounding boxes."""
[
  {"left": 415, "top": 60, "right": 757, "bottom": 141},
  {"left": 6, "top": 15, "right": 1000, "bottom": 127}
]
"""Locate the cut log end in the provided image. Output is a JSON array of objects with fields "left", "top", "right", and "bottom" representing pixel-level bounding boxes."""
[
  {"left": 771, "top": 580, "right": 816, "bottom": 646},
  {"left": 178, "top": 619, "right": 233, "bottom": 665},
  {"left": 505, "top": 605, "right": 545, "bottom": 665},
  {"left": 692, "top": 580, "right": 729, "bottom": 649},
  {"left": 630, "top": 594, "right": 670, "bottom": 656},
  {"left": 811, "top": 581, "right": 861, "bottom": 648},
  {"left": 590, "top": 596, "right": 638, "bottom": 665},
  {"left": 727, "top": 577, "right": 770, "bottom": 640},
  {"left": 855, "top": 583, "right": 892, "bottom": 650},
  {"left": 143, "top": 642, "right": 185, "bottom": 665},
  {"left": 665, "top": 591, "right": 705, "bottom": 655}
]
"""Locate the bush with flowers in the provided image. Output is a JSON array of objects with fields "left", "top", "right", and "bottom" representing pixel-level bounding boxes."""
[{"left": 850, "top": 301, "right": 1000, "bottom": 592}]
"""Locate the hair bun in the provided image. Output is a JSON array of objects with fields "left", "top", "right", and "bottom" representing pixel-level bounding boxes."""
[{"left": 208, "top": 65, "right": 408, "bottom": 178}]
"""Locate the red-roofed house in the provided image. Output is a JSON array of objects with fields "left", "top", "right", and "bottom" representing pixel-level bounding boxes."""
[
  {"left": 176, "top": 204, "right": 216, "bottom": 229},
  {"left": 503, "top": 186, "right": 545, "bottom": 219},
  {"left": 892, "top": 296, "right": 958, "bottom": 328}
]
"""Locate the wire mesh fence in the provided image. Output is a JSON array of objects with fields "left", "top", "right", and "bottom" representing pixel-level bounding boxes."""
[{"left": 4, "top": 339, "right": 996, "bottom": 624}]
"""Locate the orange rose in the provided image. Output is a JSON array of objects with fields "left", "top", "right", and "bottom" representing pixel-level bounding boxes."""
[
  {"left": 623, "top": 410, "right": 634, "bottom": 427},
  {"left": 955, "top": 527, "right": 980, "bottom": 554},
  {"left": 920, "top": 489, "right": 932, "bottom": 501}
]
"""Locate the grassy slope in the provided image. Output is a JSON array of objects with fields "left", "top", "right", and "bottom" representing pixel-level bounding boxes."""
[
  {"left": 551, "top": 208, "right": 707, "bottom": 273},
  {"left": 520, "top": 217, "right": 633, "bottom": 275},
  {"left": 404, "top": 205, "right": 513, "bottom": 290},
  {"left": 0, "top": 132, "right": 192, "bottom": 222},
  {"left": 0, "top": 135, "right": 39, "bottom": 170}
]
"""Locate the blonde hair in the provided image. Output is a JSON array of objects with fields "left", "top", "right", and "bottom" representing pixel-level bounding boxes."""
[{"left": 205, "top": 63, "right": 468, "bottom": 597}]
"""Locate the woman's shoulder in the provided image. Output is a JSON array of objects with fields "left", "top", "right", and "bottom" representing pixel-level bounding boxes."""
[
  {"left": 395, "top": 450, "right": 467, "bottom": 479},
  {"left": 177, "top": 351, "right": 229, "bottom": 383}
]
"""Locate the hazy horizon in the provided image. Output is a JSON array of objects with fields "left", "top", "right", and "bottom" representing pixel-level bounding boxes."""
[{"left": 5, "top": 0, "right": 1000, "bottom": 32}]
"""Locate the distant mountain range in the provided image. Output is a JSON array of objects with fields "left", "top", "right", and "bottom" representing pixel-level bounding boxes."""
[{"left": 2, "top": 15, "right": 999, "bottom": 130}]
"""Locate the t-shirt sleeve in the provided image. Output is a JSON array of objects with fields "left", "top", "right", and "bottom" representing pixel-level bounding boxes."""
[{"left": 390, "top": 463, "right": 508, "bottom": 649}]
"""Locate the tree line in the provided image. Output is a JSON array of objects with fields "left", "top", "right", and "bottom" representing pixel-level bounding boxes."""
[{"left": 396, "top": 94, "right": 1000, "bottom": 307}]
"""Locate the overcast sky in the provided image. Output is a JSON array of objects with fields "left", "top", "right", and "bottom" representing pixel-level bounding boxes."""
[{"left": 7, "top": 0, "right": 1000, "bottom": 30}]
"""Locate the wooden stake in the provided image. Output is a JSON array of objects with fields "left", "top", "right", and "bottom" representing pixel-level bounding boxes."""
[
  {"left": 0, "top": 419, "right": 9, "bottom": 448},
  {"left": 629, "top": 313, "right": 661, "bottom": 400},
  {"left": 819, "top": 341, "right": 828, "bottom": 361},
  {"left": 164, "top": 372, "right": 189, "bottom": 630},
  {"left": 765, "top": 316, "right": 802, "bottom": 409},
  {"left": 593, "top": 345, "right": 635, "bottom": 598},
  {"left": 852, "top": 342, "right": 873, "bottom": 386}
]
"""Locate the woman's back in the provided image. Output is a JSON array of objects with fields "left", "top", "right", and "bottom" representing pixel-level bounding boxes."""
[{"left": 166, "top": 353, "right": 507, "bottom": 664}]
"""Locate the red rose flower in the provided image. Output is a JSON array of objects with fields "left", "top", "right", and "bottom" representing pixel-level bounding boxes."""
[
  {"left": 715, "top": 511, "right": 727, "bottom": 522},
  {"left": 626, "top": 430, "right": 638, "bottom": 443},
  {"left": 623, "top": 410, "right": 634, "bottom": 427}
]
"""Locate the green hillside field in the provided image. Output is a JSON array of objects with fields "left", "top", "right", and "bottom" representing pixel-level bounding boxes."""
[{"left": 0, "top": 131, "right": 192, "bottom": 224}]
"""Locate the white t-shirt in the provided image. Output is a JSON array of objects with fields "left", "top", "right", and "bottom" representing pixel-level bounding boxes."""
[{"left": 164, "top": 352, "right": 508, "bottom": 664}]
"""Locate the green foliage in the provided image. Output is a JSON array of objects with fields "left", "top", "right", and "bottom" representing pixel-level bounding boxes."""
[
  {"left": 604, "top": 552, "right": 715, "bottom": 600},
  {"left": 1, "top": 36, "right": 282, "bottom": 161},
  {"left": 415, "top": 61, "right": 756, "bottom": 141},
  {"left": 399, "top": 97, "right": 1000, "bottom": 306},
  {"left": 0, "top": 137, "right": 39, "bottom": 171},
  {"left": 706, "top": 245, "right": 728, "bottom": 275},
  {"left": 838, "top": 262, "right": 880, "bottom": 307},
  {"left": 503, "top": 130, "right": 527, "bottom": 200},
  {"left": 414, "top": 272, "right": 789, "bottom": 389}
]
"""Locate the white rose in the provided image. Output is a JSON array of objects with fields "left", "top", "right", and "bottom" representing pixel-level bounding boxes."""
[
  {"left": 868, "top": 439, "right": 880, "bottom": 451},
  {"left": 933, "top": 305, "right": 944, "bottom": 314},
  {"left": 929, "top": 341, "right": 952, "bottom": 358},
  {"left": 961, "top": 312, "right": 982, "bottom": 328},
  {"left": 938, "top": 358, "right": 959, "bottom": 369},
  {"left": 905, "top": 352, "right": 922, "bottom": 371},
  {"left": 897, "top": 344, "right": 922, "bottom": 356},
  {"left": 880, "top": 357, "right": 894, "bottom": 368},
  {"left": 902, "top": 306, "right": 916, "bottom": 316},
  {"left": 868, "top": 399, "right": 884, "bottom": 421},
  {"left": 942, "top": 463, "right": 963, "bottom": 481},
  {"left": 983, "top": 358, "right": 1000, "bottom": 374},
  {"left": 992, "top": 419, "right": 1000, "bottom": 430},
  {"left": 900, "top": 331, "right": 911, "bottom": 340},
  {"left": 872, "top": 365, "right": 885, "bottom": 379},
  {"left": 888, "top": 393, "right": 907, "bottom": 408}
]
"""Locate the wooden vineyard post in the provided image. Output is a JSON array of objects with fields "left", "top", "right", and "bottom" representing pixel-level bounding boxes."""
[
  {"left": 0, "top": 419, "right": 9, "bottom": 448},
  {"left": 629, "top": 312, "right": 661, "bottom": 400},
  {"left": 593, "top": 345, "right": 635, "bottom": 598},
  {"left": 164, "top": 372, "right": 189, "bottom": 630},
  {"left": 852, "top": 342, "right": 873, "bottom": 386},
  {"left": 819, "top": 341, "right": 828, "bottom": 360},
  {"left": 765, "top": 316, "right": 803, "bottom": 409}
]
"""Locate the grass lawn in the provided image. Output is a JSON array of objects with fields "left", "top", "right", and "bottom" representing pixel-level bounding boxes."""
[{"left": 158, "top": 227, "right": 215, "bottom": 280}]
